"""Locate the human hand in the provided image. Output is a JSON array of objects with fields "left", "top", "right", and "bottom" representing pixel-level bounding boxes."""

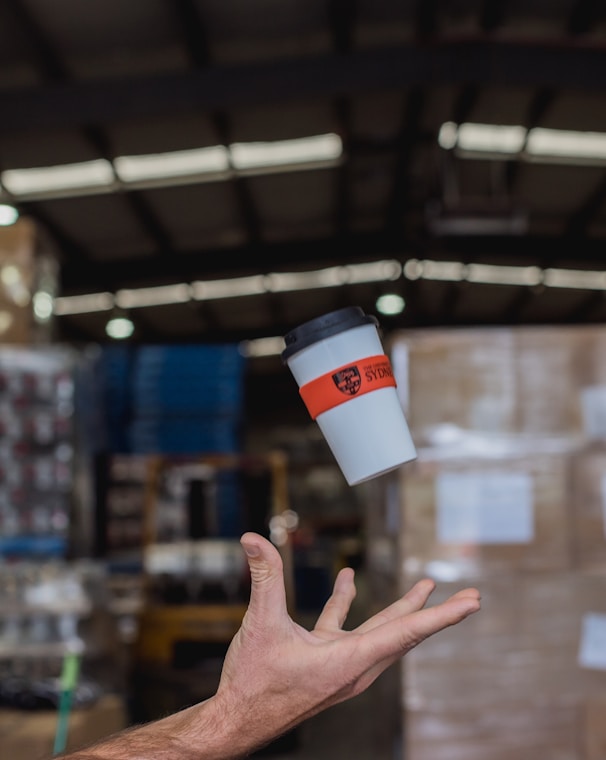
[
  {"left": 54, "top": 532, "right": 479, "bottom": 760},
  {"left": 214, "top": 532, "right": 480, "bottom": 755}
]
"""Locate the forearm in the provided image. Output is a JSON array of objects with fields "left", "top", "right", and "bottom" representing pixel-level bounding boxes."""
[{"left": 55, "top": 696, "right": 253, "bottom": 760}]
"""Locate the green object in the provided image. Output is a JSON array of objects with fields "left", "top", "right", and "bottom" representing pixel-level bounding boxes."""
[{"left": 53, "top": 652, "right": 81, "bottom": 756}]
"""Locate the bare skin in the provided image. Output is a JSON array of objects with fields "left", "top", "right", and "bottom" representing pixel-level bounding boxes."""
[{"left": 58, "top": 532, "right": 480, "bottom": 760}]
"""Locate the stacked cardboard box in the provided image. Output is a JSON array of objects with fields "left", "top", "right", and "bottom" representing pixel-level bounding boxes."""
[
  {"left": 389, "top": 326, "right": 606, "bottom": 760},
  {"left": 0, "top": 217, "right": 57, "bottom": 344},
  {"left": 392, "top": 325, "right": 606, "bottom": 445},
  {"left": 569, "top": 446, "right": 606, "bottom": 573},
  {"left": 0, "top": 694, "right": 127, "bottom": 760}
]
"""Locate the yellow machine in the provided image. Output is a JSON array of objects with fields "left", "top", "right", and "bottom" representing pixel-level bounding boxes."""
[{"left": 133, "top": 451, "right": 293, "bottom": 673}]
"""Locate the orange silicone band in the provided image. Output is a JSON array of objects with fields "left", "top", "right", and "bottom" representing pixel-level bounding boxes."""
[{"left": 299, "top": 354, "right": 396, "bottom": 420}]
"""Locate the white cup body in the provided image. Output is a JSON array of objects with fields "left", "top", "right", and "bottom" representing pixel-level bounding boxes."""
[{"left": 286, "top": 323, "right": 417, "bottom": 485}]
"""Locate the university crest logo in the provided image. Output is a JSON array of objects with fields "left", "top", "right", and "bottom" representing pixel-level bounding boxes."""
[{"left": 332, "top": 365, "right": 361, "bottom": 396}]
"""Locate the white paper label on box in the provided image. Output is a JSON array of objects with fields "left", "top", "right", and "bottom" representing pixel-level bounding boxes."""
[
  {"left": 580, "top": 385, "right": 606, "bottom": 439},
  {"left": 435, "top": 471, "right": 534, "bottom": 544},
  {"left": 599, "top": 474, "right": 606, "bottom": 539},
  {"left": 579, "top": 612, "right": 606, "bottom": 670}
]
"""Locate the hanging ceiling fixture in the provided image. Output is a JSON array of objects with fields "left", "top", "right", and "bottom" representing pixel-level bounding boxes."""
[{"left": 0, "top": 204, "right": 19, "bottom": 226}]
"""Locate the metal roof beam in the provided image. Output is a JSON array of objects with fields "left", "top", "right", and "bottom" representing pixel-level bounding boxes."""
[
  {"left": 5, "top": 41, "right": 606, "bottom": 134},
  {"left": 328, "top": 0, "right": 357, "bottom": 236},
  {"left": 170, "top": 0, "right": 212, "bottom": 67},
  {"left": 414, "top": 0, "right": 439, "bottom": 40},
  {"left": 564, "top": 174, "right": 606, "bottom": 237},
  {"left": 567, "top": 0, "right": 603, "bottom": 35},
  {"left": 385, "top": 88, "right": 425, "bottom": 231},
  {"left": 58, "top": 229, "right": 606, "bottom": 294},
  {"left": 168, "top": 7, "right": 262, "bottom": 245}
]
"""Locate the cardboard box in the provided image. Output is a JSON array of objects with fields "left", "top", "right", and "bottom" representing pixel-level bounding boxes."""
[
  {"left": 405, "top": 703, "right": 581, "bottom": 760},
  {"left": 400, "top": 451, "right": 573, "bottom": 578},
  {"left": 0, "top": 694, "right": 128, "bottom": 760},
  {"left": 402, "top": 573, "right": 606, "bottom": 760},
  {"left": 391, "top": 327, "right": 518, "bottom": 440},
  {"left": 402, "top": 573, "right": 606, "bottom": 758},
  {"left": 569, "top": 446, "right": 606, "bottom": 572},
  {"left": 403, "top": 572, "right": 606, "bottom": 701},
  {"left": 0, "top": 217, "right": 57, "bottom": 345},
  {"left": 390, "top": 325, "right": 606, "bottom": 445},
  {"left": 584, "top": 695, "right": 606, "bottom": 760},
  {"left": 388, "top": 325, "right": 606, "bottom": 760}
]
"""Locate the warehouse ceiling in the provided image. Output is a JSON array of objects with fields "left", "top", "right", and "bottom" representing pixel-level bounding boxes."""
[{"left": 3, "top": 0, "right": 606, "bottom": 350}]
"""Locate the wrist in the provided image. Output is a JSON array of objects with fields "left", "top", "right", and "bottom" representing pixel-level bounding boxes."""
[{"left": 176, "top": 692, "right": 257, "bottom": 760}]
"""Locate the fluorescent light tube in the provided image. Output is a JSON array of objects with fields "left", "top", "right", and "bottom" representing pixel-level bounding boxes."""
[
  {"left": 2, "top": 159, "right": 114, "bottom": 196},
  {"left": 115, "top": 284, "right": 191, "bottom": 309},
  {"left": 53, "top": 292, "right": 114, "bottom": 315},
  {"left": 345, "top": 260, "right": 402, "bottom": 283},
  {"left": 192, "top": 275, "right": 267, "bottom": 300},
  {"left": 438, "top": 122, "right": 458, "bottom": 150},
  {"left": 543, "top": 268, "right": 606, "bottom": 290},
  {"left": 0, "top": 134, "right": 342, "bottom": 200},
  {"left": 421, "top": 260, "right": 467, "bottom": 281},
  {"left": 466, "top": 263, "right": 542, "bottom": 286},
  {"left": 527, "top": 127, "right": 606, "bottom": 162},
  {"left": 114, "top": 146, "right": 229, "bottom": 183},
  {"left": 265, "top": 266, "right": 345, "bottom": 292},
  {"left": 0, "top": 204, "right": 19, "bottom": 226},
  {"left": 230, "top": 133, "right": 342, "bottom": 170},
  {"left": 403, "top": 259, "right": 424, "bottom": 280},
  {"left": 440, "top": 121, "right": 606, "bottom": 165},
  {"left": 456, "top": 123, "right": 526, "bottom": 154},
  {"left": 239, "top": 336, "right": 286, "bottom": 358}
]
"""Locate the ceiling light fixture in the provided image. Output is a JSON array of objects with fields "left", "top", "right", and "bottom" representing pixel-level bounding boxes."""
[
  {"left": 376, "top": 293, "right": 405, "bottom": 315},
  {"left": 115, "top": 283, "right": 192, "bottom": 309},
  {"left": 526, "top": 127, "right": 606, "bottom": 164},
  {"left": 229, "top": 133, "right": 342, "bottom": 172},
  {"left": 404, "top": 258, "right": 606, "bottom": 291},
  {"left": 1, "top": 134, "right": 343, "bottom": 201},
  {"left": 32, "top": 291, "right": 54, "bottom": 322},
  {"left": 345, "top": 259, "right": 402, "bottom": 283},
  {"left": 239, "top": 336, "right": 286, "bottom": 358},
  {"left": 426, "top": 200, "right": 529, "bottom": 237},
  {"left": 421, "top": 260, "right": 467, "bottom": 281},
  {"left": 456, "top": 122, "right": 526, "bottom": 155},
  {"left": 55, "top": 260, "right": 402, "bottom": 315},
  {"left": 2, "top": 159, "right": 115, "bottom": 198},
  {"left": 465, "top": 263, "right": 543, "bottom": 287},
  {"left": 191, "top": 275, "right": 267, "bottom": 301},
  {"left": 542, "top": 267, "right": 606, "bottom": 290},
  {"left": 106, "top": 314, "right": 135, "bottom": 340},
  {"left": 440, "top": 122, "right": 606, "bottom": 165},
  {"left": 52, "top": 258, "right": 606, "bottom": 324},
  {"left": 403, "top": 259, "right": 424, "bottom": 280},
  {"left": 0, "top": 204, "right": 19, "bottom": 226},
  {"left": 53, "top": 292, "right": 114, "bottom": 316},
  {"left": 265, "top": 266, "right": 346, "bottom": 293},
  {"left": 114, "top": 146, "right": 230, "bottom": 184}
]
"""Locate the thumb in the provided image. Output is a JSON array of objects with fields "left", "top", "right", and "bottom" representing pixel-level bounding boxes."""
[{"left": 241, "top": 532, "right": 288, "bottom": 624}]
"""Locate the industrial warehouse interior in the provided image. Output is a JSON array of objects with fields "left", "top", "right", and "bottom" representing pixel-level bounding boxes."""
[{"left": 1, "top": 1, "right": 606, "bottom": 758}]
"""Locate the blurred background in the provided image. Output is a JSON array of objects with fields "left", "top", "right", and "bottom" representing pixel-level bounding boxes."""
[{"left": 0, "top": 1, "right": 606, "bottom": 758}]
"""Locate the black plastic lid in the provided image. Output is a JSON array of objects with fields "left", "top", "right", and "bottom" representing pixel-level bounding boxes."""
[{"left": 281, "top": 306, "right": 379, "bottom": 362}]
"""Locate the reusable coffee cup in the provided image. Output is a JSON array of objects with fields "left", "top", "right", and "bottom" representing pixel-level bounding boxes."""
[{"left": 282, "top": 306, "right": 417, "bottom": 485}]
